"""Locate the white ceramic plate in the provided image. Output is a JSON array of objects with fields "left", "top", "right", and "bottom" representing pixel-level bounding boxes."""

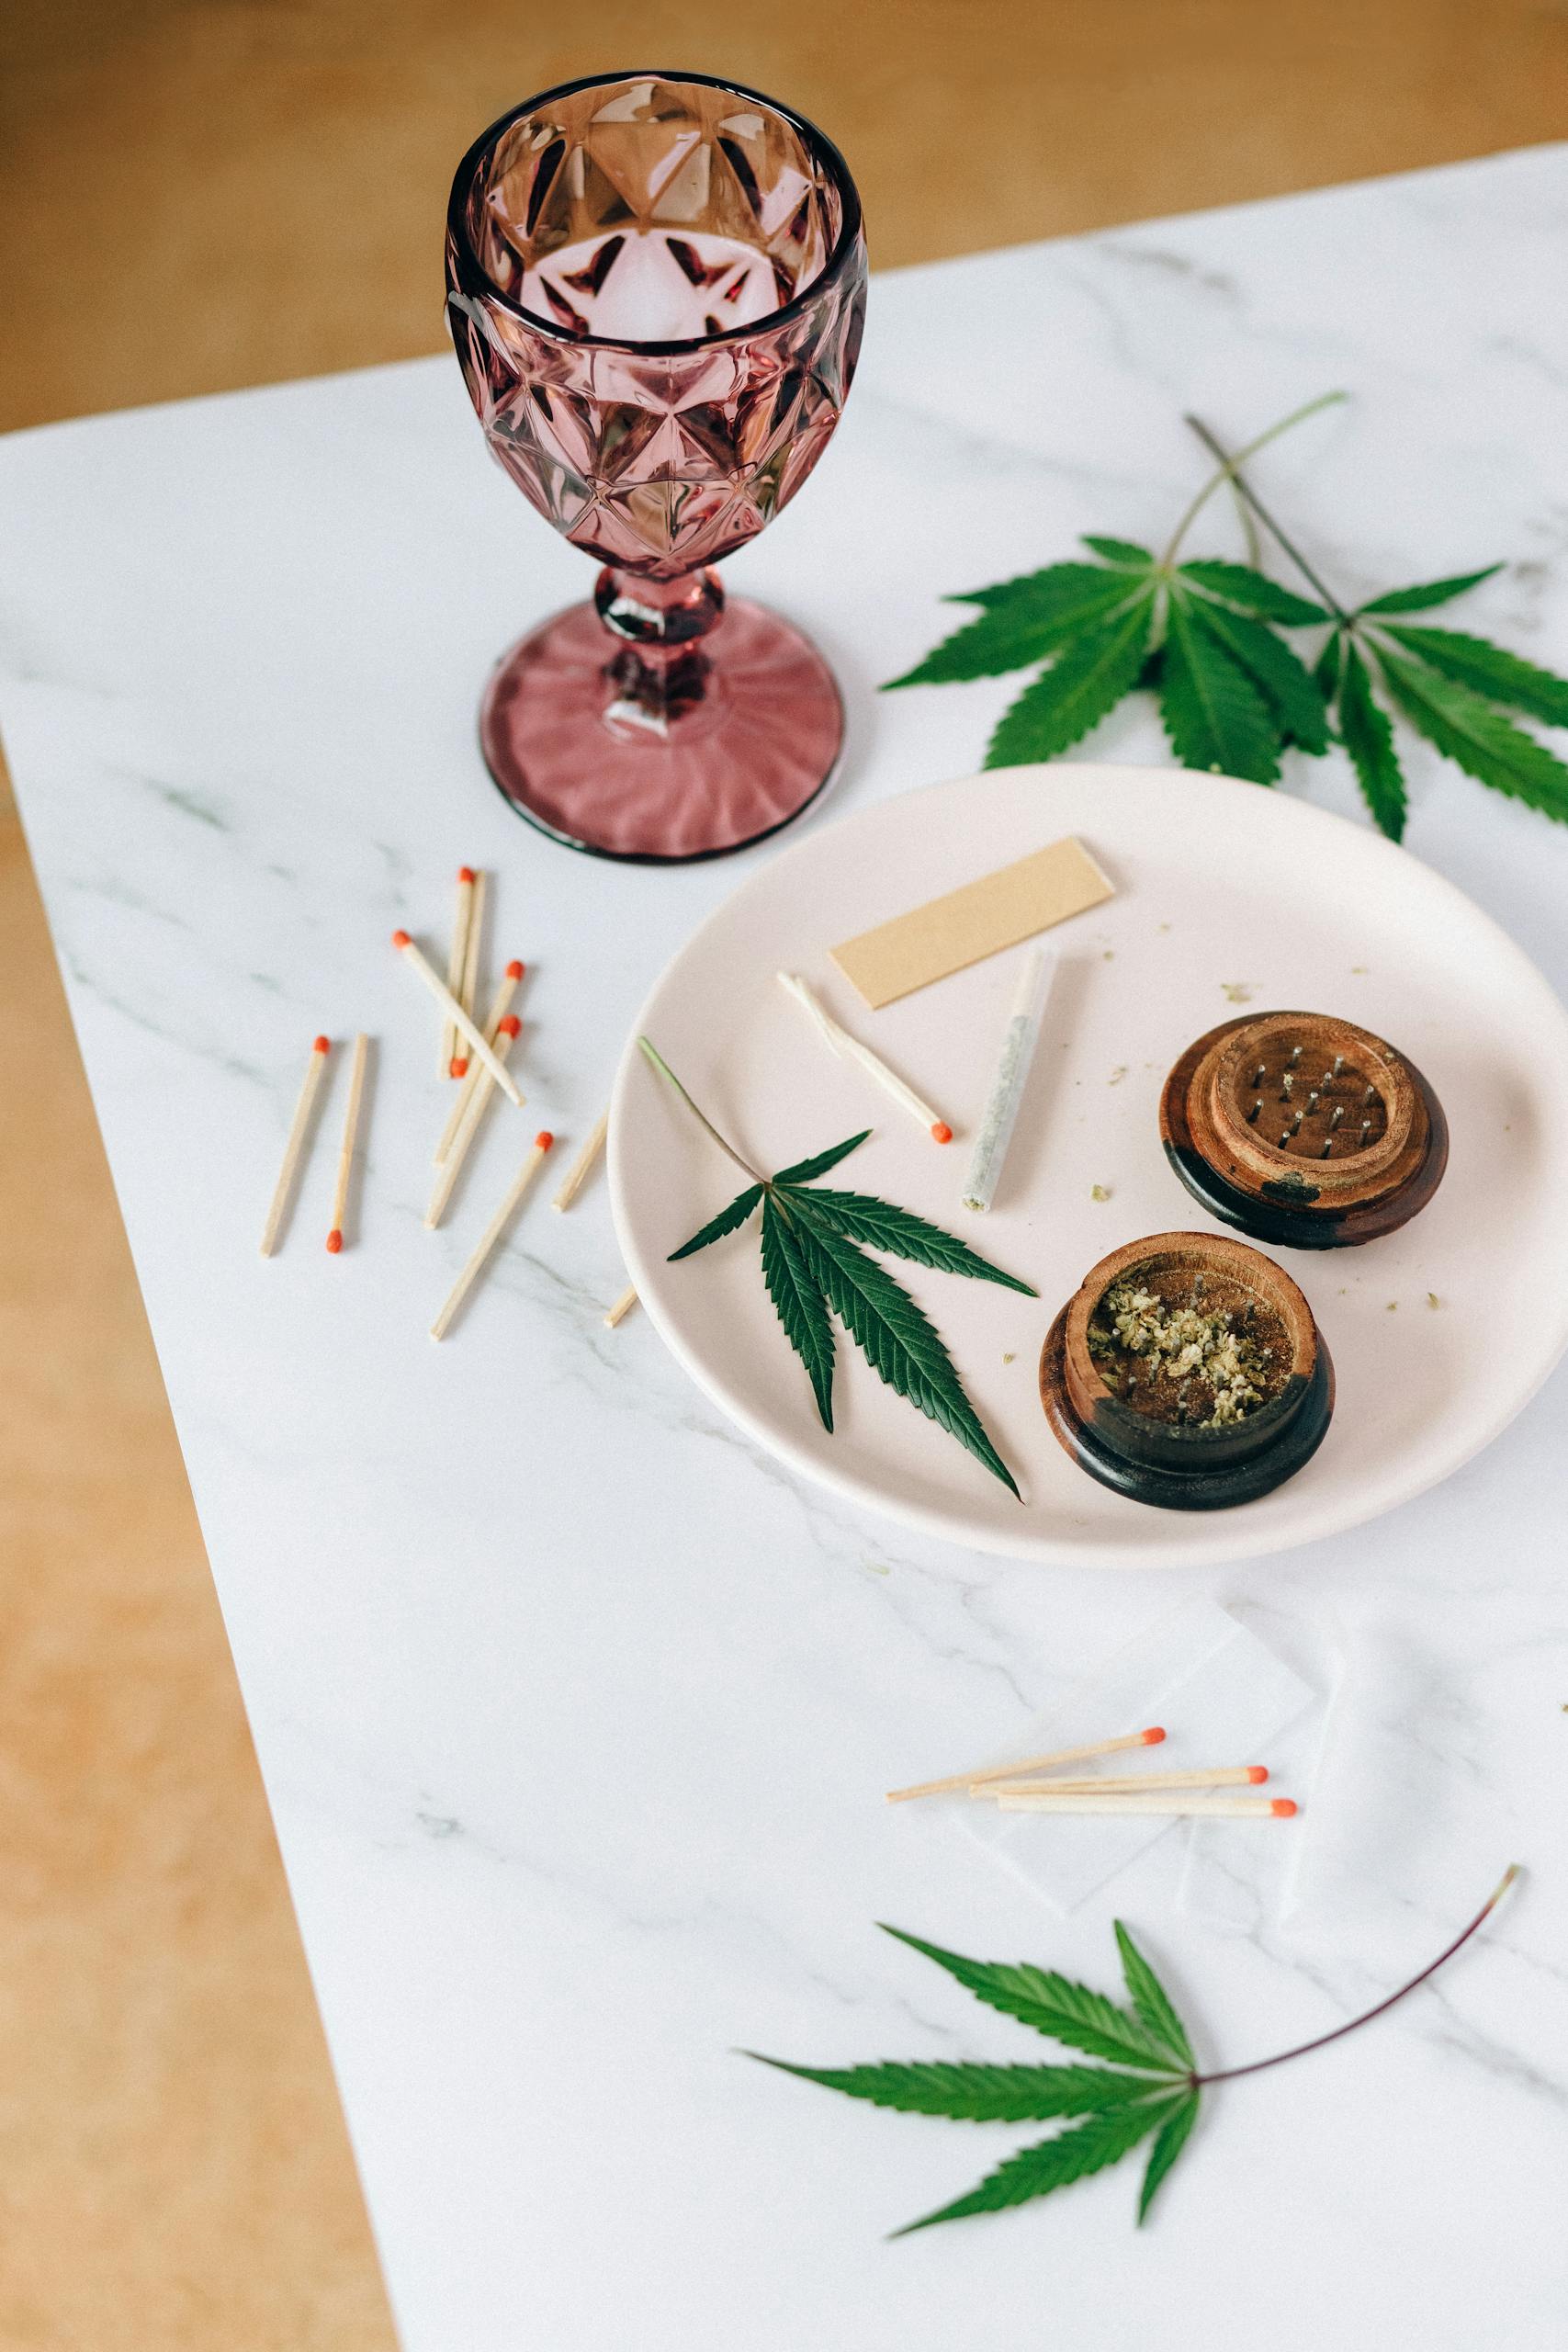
[{"left": 608, "top": 766, "right": 1568, "bottom": 1566}]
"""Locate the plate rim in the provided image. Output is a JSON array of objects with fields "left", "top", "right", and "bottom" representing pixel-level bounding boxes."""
[{"left": 608, "top": 763, "right": 1568, "bottom": 1566}]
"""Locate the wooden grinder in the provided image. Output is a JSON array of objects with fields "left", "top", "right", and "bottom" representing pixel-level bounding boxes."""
[
  {"left": 1040, "top": 1230, "right": 1334, "bottom": 1511},
  {"left": 1159, "top": 1010, "right": 1448, "bottom": 1250}
]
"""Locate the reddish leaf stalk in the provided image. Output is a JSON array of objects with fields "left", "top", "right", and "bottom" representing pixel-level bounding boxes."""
[{"left": 1192, "top": 1863, "right": 1519, "bottom": 2088}]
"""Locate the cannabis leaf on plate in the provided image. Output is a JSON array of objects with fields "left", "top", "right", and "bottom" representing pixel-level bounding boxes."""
[
  {"left": 750, "top": 1871, "right": 1519, "bottom": 2239},
  {"left": 886, "top": 388, "right": 1568, "bottom": 842},
  {"left": 642, "top": 1039, "right": 1035, "bottom": 1495}
]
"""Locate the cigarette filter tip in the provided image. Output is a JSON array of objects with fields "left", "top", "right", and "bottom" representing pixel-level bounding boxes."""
[
  {"left": 931, "top": 1122, "right": 953, "bottom": 1144},
  {"left": 326, "top": 1228, "right": 343, "bottom": 1253},
  {"left": 450, "top": 1057, "right": 468, "bottom": 1078},
  {"left": 1271, "top": 1798, "right": 1298, "bottom": 1817},
  {"left": 457, "top": 865, "right": 476, "bottom": 884},
  {"left": 1247, "top": 1765, "right": 1269, "bottom": 1784},
  {"left": 536, "top": 1130, "right": 554, "bottom": 1150},
  {"left": 312, "top": 1035, "right": 331, "bottom": 1055},
  {"left": 506, "top": 958, "right": 525, "bottom": 980},
  {"left": 498, "top": 1015, "right": 521, "bottom": 1037},
  {"left": 1143, "top": 1725, "right": 1167, "bottom": 1746},
  {"left": 391, "top": 929, "right": 411, "bottom": 949}
]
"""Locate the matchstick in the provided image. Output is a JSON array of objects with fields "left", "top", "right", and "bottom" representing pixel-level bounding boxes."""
[
  {"left": 451, "top": 867, "right": 488, "bottom": 1074},
  {"left": 436, "top": 962, "right": 525, "bottom": 1163},
  {"left": 604, "top": 1284, "right": 638, "bottom": 1328},
  {"left": 777, "top": 973, "right": 953, "bottom": 1143},
  {"left": 430, "top": 1131, "right": 553, "bottom": 1340},
  {"left": 552, "top": 1109, "right": 609, "bottom": 1211},
  {"left": 260, "top": 1035, "right": 330, "bottom": 1255},
  {"left": 391, "top": 932, "right": 523, "bottom": 1106},
  {"left": 973, "top": 1766, "right": 1269, "bottom": 1797},
  {"left": 996, "top": 1793, "right": 1297, "bottom": 1819},
  {"left": 326, "top": 1032, "right": 369, "bottom": 1252},
  {"left": 885, "top": 1726, "right": 1165, "bottom": 1804},
  {"left": 441, "top": 867, "right": 475, "bottom": 1077},
  {"left": 425, "top": 1016, "right": 523, "bottom": 1227}
]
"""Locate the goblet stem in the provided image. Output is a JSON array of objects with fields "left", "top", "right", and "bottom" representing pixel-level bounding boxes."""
[{"left": 593, "top": 566, "right": 725, "bottom": 740}]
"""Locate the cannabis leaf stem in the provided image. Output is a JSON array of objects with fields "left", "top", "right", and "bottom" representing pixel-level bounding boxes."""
[
  {"left": 1182, "top": 411, "right": 1350, "bottom": 620},
  {"left": 638, "top": 1035, "right": 763, "bottom": 1185},
  {"left": 1192, "top": 1861, "right": 1519, "bottom": 2086},
  {"left": 1158, "top": 389, "right": 1347, "bottom": 571}
]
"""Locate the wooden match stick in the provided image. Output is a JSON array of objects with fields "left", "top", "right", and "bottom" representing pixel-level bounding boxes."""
[
  {"left": 441, "top": 867, "right": 475, "bottom": 1077},
  {"left": 425, "top": 1016, "right": 523, "bottom": 1227},
  {"left": 996, "top": 1793, "right": 1297, "bottom": 1819},
  {"left": 260, "top": 1035, "right": 330, "bottom": 1255},
  {"left": 604, "top": 1284, "right": 638, "bottom": 1328},
  {"left": 436, "top": 962, "right": 525, "bottom": 1162},
  {"left": 777, "top": 972, "right": 953, "bottom": 1142},
  {"left": 552, "top": 1109, "right": 609, "bottom": 1211},
  {"left": 391, "top": 932, "right": 522, "bottom": 1106},
  {"left": 430, "top": 1131, "right": 553, "bottom": 1340},
  {"left": 885, "top": 1726, "right": 1165, "bottom": 1804},
  {"left": 973, "top": 1766, "right": 1269, "bottom": 1797},
  {"left": 326, "top": 1032, "right": 369, "bottom": 1252},
  {"left": 451, "top": 868, "right": 488, "bottom": 1075}
]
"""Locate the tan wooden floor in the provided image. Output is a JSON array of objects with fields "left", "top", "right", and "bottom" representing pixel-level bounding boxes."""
[{"left": 0, "top": 1, "right": 1562, "bottom": 2340}]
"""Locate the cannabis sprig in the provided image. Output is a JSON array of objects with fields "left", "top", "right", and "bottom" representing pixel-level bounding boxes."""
[
  {"left": 887, "top": 390, "right": 1568, "bottom": 842},
  {"left": 1186, "top": 413, "right": 1568, "bottom": 842},
  {"left": 641, "top": 1039, "right": 1035, "bottom": 1495},
  {"left": 750, "top": 1869, "right": 1519, "bottom": 2237}
]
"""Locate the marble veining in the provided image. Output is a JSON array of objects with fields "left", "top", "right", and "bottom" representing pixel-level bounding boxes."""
[{"left": 3, "top": 146, "right": 1568, "bottom": 2349}]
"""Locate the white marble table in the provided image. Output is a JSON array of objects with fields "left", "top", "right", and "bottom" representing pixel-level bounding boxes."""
[{"left": 4, "top": 146, "right": 1567, "bottom": 2350}]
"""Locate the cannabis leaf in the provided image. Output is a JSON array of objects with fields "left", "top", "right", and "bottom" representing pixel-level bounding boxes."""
[
  {"left": 885, "top": 390, "right": 1568, "bottom": 843},
  {"left": 878, "top": 1925, "right": 1179, "bottom": 2070},
  {"left": 1113, "top": 1918, "right": 1194, "bottom": 2068},
  {"left": 890, "top": 2098, "right": 1183, "bottom": 2237},
  {"left": 641, "top": 1042, "right": 1034, "bottom": 1495},
  {"left": 752, "top": 1871, "right": 1518, "bottom": 2241},
  {"left": 1183, "top": 413, "right": 1568, "bottom": 843},
  {"left": 753, "top": 1918, "right": 1196, "bottom": 2235}
]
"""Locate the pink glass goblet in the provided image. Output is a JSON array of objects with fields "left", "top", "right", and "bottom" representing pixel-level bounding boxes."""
[{"left": 446, "top": 71, "right": 867, "bottom": 861}]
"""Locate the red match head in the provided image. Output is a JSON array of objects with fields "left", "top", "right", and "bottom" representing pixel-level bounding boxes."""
[
  {"left": 506, "top": 958, "right": 525, "bottom": 980},
  {"left": 391, "top": 929, "right": 411, "bottom": 950},
  {"left": 536, "top": 1130, "right": 554, "bottom": 1151},
  {"left": 457, "top": 865, "right": 476, "bottom": 884},
  {"left": 1247, "top": 1765, "right": 1269, "bottom": 1785},
  {"left": 498, "top": 1015, "right": 521, "bottom": 1038},
  {"left": 931, "top": 1122, "right": 953, "bottom": 1145},
  {"left": 312, "top": 1035, "right": 330, "bottom": 1055},
  {"left": 1271, "top": 1798, "right": 1298, "bottom": 1818},
  {"left": 1142, "top": 1726, "right": 1167, "bottom": 1747},
  {"left": 325, "top": 1228, "right": 343, "bottom": 1253},
  {"left": 450, "top": 1057, "right": 468, "bottom": 1078}
]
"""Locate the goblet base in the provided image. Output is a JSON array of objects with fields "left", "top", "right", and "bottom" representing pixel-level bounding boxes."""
[{"left": 479, "top": 595, "right": 844, "bottom": 863}]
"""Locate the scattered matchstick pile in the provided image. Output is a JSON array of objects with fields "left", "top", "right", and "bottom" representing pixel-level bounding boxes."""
[
  {"left": 886, "top": 1725, "right": 1298, "bottom": 1820},
  {"left": 258, "top": 867, "right": 636, "bottom": 1335}
]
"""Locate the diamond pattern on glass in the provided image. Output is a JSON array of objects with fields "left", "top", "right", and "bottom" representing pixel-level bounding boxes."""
[{"left": 447, "top": 74, "right": 865, "bottom": 577}]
